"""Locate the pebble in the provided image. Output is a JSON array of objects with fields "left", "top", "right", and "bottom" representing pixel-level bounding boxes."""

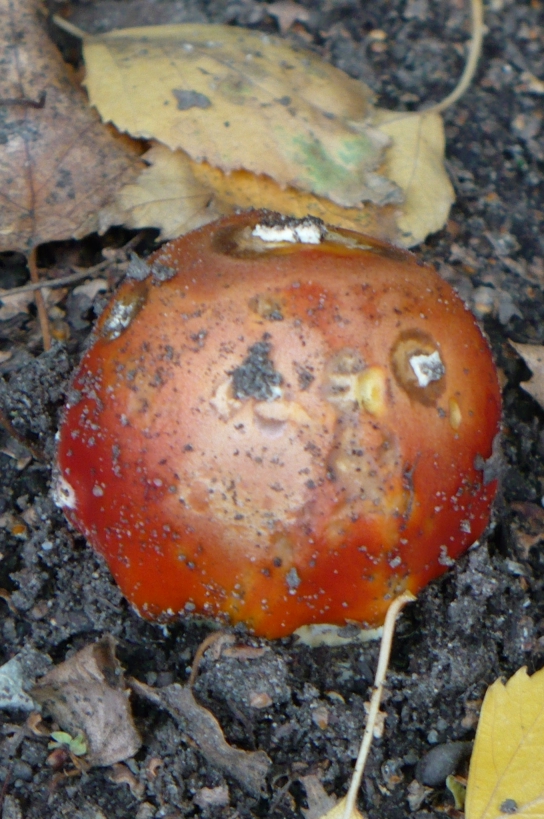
[{"left": 416, "top": 741, "right": 472, "bottom": 787}]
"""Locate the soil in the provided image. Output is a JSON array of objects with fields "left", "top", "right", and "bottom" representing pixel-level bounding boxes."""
[{"left": 0, "top": 0, "right": 543, "bottom": 818}]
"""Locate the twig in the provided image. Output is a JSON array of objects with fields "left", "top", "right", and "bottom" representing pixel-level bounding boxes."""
[
  {"left": 188, "top": 630, "right": 232, "bottom": 687},
  {"left": 0, "top": 90, "right": 46, "bottom": 108},
  {"left": 341, "top": 591, "right": 416, "bottom": 819},
  {"left": 423, "top": 0, "right": 484, "bottom": 113},
  {"left": 1, "top": 265, "right": 108, "bottom": 299},
  {"left": 52, "top": 16, "right": 88, "bottom": 41},
  {"left": 1, "top": 233, "right": 145, "bottom": 299},
  {"left": 0, "top": 407, "right": 44, "bottom": 462},
  {"left": 27, "top": 248, "right": 51, "bottom": 352}
]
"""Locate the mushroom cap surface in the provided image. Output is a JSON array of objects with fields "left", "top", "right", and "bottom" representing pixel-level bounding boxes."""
[{"left": 56, "top": 212, "right": 502, "bottom": 638}]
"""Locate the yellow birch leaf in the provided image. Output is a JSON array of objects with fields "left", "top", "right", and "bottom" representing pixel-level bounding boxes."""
[
  {"left": 190, "top": 150, "right": 399, "bottom": 242},
  {"left": 82, "top": 23, "right": 400, "bottom": 208},
  {"left": 100, "top": 143, "right": 227, "bottom": 238},
  {"left": 318, "top": 795, "right": 365, "bottom": 819},
  {"left": 104, "top": 142, "right": 400, "bottom": 243},
  {"left": 465, "top": 666, "right": 544, "bottom": 819},
  {"left": 373, "top": 109, "right": 454, "bottom": 247}
]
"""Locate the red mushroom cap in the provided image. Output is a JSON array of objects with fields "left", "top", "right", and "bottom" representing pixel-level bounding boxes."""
[{"left": 56, "top": 212, "right": 502, "bottom": 638}]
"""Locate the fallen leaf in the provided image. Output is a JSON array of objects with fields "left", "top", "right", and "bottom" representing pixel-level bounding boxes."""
[
  {"left": 0, "top": 0, "right": 141, "bottom": 252},
  {"left": 509, "top": 341, "right": 544, "bottom": 410},
  {"left": 465, "top": 666, "right": 544, "bottom": 819},
  {"left": 99, "top": 143, "right": 225, "bottom": 238},
  {"left": 107, "top": 762, "right": 146, "bottom": 798},
  {"left": 0, "top": 287, "right": 37, "bottom": 321},
  {"left": 82, "top": 23, "right": 399, "bottom": 208},
  {"left": 266, "top": 1, "right": 311, "bottom": 34},
  {"left": 32, "top": 635, "right": 141, "bottom": 767},
  {"left": 109, "top": 142, "right": 398, "bottom": 242},
  {"left": 191, "top": 151, "right": 399, "bottom": 240},
  {"left": 300, "top": 774, "right": 338, "bottom": 819},
  {"left": 130, "top": 677, "right": 271, "bottom": 797},
  {"left": 79, "top": 22, "right": 454, "bottom": 245},
  {"left": 373, "top": 109, "right": 454, "bottom": 246},
  {"left": 194, "top": 785, "right": 230, "bottom": 809},
  {"left": 319, "top": 795, "right": 365, "bottom": 819}
]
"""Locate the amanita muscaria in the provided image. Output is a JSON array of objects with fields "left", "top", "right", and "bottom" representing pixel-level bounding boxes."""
[{"left": 55, "top": 212, "right": 501, "bottom": 638}]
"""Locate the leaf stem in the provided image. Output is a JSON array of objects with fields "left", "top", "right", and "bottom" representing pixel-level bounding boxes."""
[{"left": 423, "top": 0, "right": 484, "bottom": 113}]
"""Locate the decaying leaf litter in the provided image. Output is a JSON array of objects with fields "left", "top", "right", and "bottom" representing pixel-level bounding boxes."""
[
  {"left": 0, "top": 0, "right": 142, "bottom": 350},
  {"left": 0, "top": 0, "right": 543, "bottom": 817}
]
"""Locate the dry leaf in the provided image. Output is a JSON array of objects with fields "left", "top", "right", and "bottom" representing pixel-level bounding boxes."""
[
  {"left": 100, "top": 143, "right": 225, "bottom": 238},
  {"left": 32, "top": 635, "right": 141, "bottom": 767},
  {"left": 318, "top": 795, "right": 365, "bottom": 819},
  {"left": 465, "top": 666, "right": 544, "bottom": 819},
  {"left": 0, "top": 287, "right": 38, "bottom": 320},
  {"left": 81, "top": 22, "right": 453, "bottom": 246},
  {"left": 109, "top": 142, "right": 398, "bottom": 242},
  {"left": 509, "top": 341, "right": 544, "bottom": 410},
  {"left": 0, "top": 0, "right": 140, "bottom": 252},
  {"left": 82, "top": 23, "right": 399, "bottom": 208},
  {"left": 266, "top": 1, "right": 311, "bottom": 34},
  {"left": 130, "top": 677, "right": 271, "bottom": 797},
  {"left": 373, "top": 109, "right": 454, "bottom": 246},
  {"left": 300, "top": 774, "right": 338, "bottom": 819},
  {"left": 191, "top": 152, "right": 399, "bottom": 241}
]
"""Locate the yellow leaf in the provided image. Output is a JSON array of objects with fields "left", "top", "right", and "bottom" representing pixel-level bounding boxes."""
[
  {"left": 319, "top": 795, "right": 365, "bottom": 819},
  {"left": 465, "top": 666, "right": 544, "bottom": 819},
  {"left": 373, "top": 109, "right": 454, "bottom": 247},
  {"left": 82, "top": 22, "right": 455, "bottom": 245},
  {"left": 82, "top": 23, "right": 399, "bottom": 208},
  {"left": 191, "top": 152, "right": 399, "bottom": 242},
  {"left": 100, "top": 143, "right": 226, "bottom": 238},
  {"left": 107, "top": 143, "right": 399, "bottom": 243}
]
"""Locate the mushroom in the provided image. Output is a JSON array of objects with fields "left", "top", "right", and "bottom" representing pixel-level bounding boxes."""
[{"left": 55, "top": 212, "right": 502, "bottom": 638}]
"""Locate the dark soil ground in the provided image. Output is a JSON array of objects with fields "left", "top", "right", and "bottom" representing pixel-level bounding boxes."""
[{"left": 0, "top": 0, "right": 543, "bottom": 817}]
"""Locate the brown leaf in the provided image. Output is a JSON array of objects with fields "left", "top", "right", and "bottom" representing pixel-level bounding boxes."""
[
  {"left": 0, "top": 0, "right": 141, "bottom": 252},
  {"left": 130, "top": 677, "right": 271, "bottom": 797},
  {"left": 509, "top": 341, "right": 544, "bottom": 410},
  {"left": 300, "top": 774, "right": 338, "bottom": 819},
  {"left": 32, "top": 635, "right": 141, "bottom": 767},
  {"left": 266, "top": 1, "right": 311, "bottom": 34}
]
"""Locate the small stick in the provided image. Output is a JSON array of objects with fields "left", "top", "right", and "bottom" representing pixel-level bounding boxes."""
[
  {"left": 1, "top": 265, "right": 108, "bottom": 299},
  {"left": 341, "top": 591, "right": 416, "bottom": 819},
  {"left": 27, "top": 248, "right": 51, "bottom": 352},
  {"left": 188, "top": 630, "right": 233, "bottom": 687},
  {"left": 52, "top": 15, "right": 88, "bottom": 40},
  {"left": 0, "top": 91, "right": 46, "bottom": 109},
  {"left": 1, "top": 233, "right": 145, "bottom": 299}
]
